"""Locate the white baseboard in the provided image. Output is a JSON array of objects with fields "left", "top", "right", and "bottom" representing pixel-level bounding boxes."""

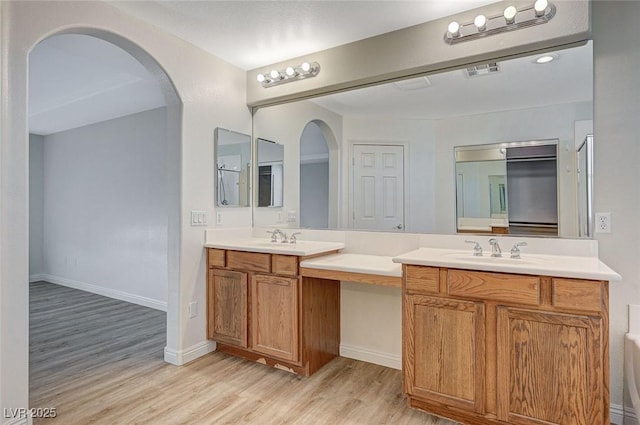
[
  {"left": 340, "top": 344, "right": 401, "bottom": 370},
  {"left": 612, "top": 402, "right": 640, "bottom": 425},
  {"left": 164, "top": 340, "right": 216, "bottom": 366},
  {"left": 3, "top": 415, "right": 30, "bottom": 425},
  {"left": 31, "top": 274, "right": 167, "bottom": 312}
]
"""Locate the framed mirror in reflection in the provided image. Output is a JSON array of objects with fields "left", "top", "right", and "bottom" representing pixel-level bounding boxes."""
[
  {"left": 252, "top": 41, "right": 593, "bottom": 238},
  {"left": 214, "top": 128, "right": 251, "bottom": 207},
  {"left": 455, "top": 141, "right": 560, "bottom": 236},
  {"left": 257, "top": 138, "right": 284, "bottom": 208}
]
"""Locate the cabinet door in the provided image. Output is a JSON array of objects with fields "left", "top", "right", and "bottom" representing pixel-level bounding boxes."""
[
  {"left": 497, "top": 307, "right": 603, "bottom": 425},
  {"left": 404, "top": 294, "right": 485, "bottom": 413},
  {"left": 251, "top": 274, "right": 299, "bottom": 362},
  {"left": 207, "top": 269, "right": 248, "bottom": 347}
]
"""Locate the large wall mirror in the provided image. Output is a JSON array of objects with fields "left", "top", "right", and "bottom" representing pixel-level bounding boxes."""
[
  {"left": 214, "top": 128, "right": 251, "bottom": 207},
  {"left": 252, "top": 41, "right": 593, "bottom": 238}
]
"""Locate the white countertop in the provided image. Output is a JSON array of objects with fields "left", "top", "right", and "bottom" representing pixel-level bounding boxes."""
[
  {"left": 300, "top": 253, "right": 402, "bottom": 277},
  {"left": 204, "top": 238, "right": 345, "bottom": 256},
  {"left": 392, "top": 247, "right": 621, "bottom": 281}
]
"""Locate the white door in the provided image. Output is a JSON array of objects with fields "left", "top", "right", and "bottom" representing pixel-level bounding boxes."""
[{"left": 352, "top": 144, "right": 405, "bottom": 231}]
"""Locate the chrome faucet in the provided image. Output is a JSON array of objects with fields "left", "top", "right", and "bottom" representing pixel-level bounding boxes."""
[
  {"left": 267, "top": 229, "right": 285, "bottom": 243},
  {"left": 510, "top": 242, "right": 527, "bottom": 259},
  {"left": 465, "top": 240, "right": 483, "bottom": 256},
  {"left": 488, "top": 238, "right": 502, "bottom": 257}
]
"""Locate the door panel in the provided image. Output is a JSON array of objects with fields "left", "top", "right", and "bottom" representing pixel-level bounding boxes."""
[
  {"left": 353, "top": 144, "right": 404, "bottom": 231},
  {"left": 207, "top": 269, "right": 248, "bottom": 347}
]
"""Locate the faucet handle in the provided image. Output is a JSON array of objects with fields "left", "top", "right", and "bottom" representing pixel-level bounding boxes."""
[
  {"left": 289, "top": 232, "right": 301, "bottom": 244},
  {"left": 465, "top": 240, "right": 483, "bottom": 256},
  {"left": 510, "top": 241, "right": 527, "bottom": 259},
  {"left": 266, "top": 229, "right": 280, "bottom": 243}
]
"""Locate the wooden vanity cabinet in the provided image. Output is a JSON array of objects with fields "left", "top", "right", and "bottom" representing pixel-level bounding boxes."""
[
  {"left": 403, "top": 265, "right": 609, "bottom": 425},
  {"left": 206, "top": 248, "right": 339, "bottom": 377},
  {"left": 207, "top": 268, "right": 248, "bottom": 347}
]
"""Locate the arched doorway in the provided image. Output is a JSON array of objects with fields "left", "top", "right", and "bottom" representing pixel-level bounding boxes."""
[
  {"left": 299, "top": 120, "right": 339, "bottom": 228},
  {"left": 26, "top": 29, "right": 182, "bottom": 411}
]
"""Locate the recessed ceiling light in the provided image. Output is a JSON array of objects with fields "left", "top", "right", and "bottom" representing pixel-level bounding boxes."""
[{"left": 535, "top": 54, "right": 558, "bottom": 64}]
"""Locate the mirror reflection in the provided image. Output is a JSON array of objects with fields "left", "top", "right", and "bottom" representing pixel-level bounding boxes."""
[
  {"left": 252, "top": 42, "right": 593, "bottom": 237},
  {"left": 257, "top": 138, "right": 284, "bottom": 208},
  {"left": 214, "top": 128, "right": 251, "bottom": 207},
  {"left": 455, "top": 141, "right": 559, "bottom": 236}
]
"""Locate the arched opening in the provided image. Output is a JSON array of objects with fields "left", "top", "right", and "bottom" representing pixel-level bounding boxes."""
[
  {"left": 27, "top": 30, "right": 181, "bottom": 407},
  {"left": 299, "top": 119, "right": 339, "bottom": 228}
]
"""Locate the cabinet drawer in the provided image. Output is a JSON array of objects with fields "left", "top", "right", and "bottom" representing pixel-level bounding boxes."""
[
  {"left": 208, "top": 248, "right": 226, "bottom": 268},
  {"left": 552, "top": 278, "right": 604, "bottom": 312},
  {"left": 405, "top": 266, "right": 440, "bottom": 293},
  {"left": 448, "top": 270, "right": 540, "bottom": 306},
  {"left": 272, "top": 255, "right": 298, "bottom": 276},
  {"left": 227, "top": 251, "right": 271, "bottom": 273}
]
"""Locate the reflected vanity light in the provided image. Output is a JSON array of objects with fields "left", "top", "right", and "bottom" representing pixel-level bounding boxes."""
[
  {"left": 256, "top": 61, "right": 320, "bottom": 88},
  {"left": 444, "top": 0, "right": 555, "bottom": 44}
]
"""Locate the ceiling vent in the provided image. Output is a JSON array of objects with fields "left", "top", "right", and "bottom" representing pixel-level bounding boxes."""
[
  {"left": 465, "top": 62, "right": 500, "bottom": 78},
  {"left": 394, "top": 76, "right": 432, "bottom": 90}
]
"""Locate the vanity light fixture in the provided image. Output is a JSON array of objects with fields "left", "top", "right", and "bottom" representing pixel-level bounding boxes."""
[
  {"left": 256, "top": 61, "right": 320, "bottom": 88},
  {"left": 444, "top": 0, "right": 555, "bottom": 44}
]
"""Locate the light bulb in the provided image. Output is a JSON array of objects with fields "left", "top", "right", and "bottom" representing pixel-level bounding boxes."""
[
  {"left": 285, "top": 67, "right": 295, "bottom": 77},
  {"left": 534, "top": 0, "right": 548, "bottom": 16},
  {"left": 256, "top": 73, "right": 265, "bottom": 83},
  {"left": 270, "top": 69, "right": 280, "bottom": 79},
  {"left": 474, "top": 15, "right": 487, "bottom": 31},
  {"left": 504, "top": 6, "right": 517, "bottom": 24},
  {"left": 301, "top": 62, "right": 311, "bottom": 72},
  {"left": 447, "top": 21, "right": 460, "bottom": 37}
]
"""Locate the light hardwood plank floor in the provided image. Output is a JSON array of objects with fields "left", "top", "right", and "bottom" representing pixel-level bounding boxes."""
[{"left": 30, "top": 281, "right": 457, "bottom": 425}]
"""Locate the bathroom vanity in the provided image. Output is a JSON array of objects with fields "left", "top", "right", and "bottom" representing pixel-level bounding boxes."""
[
  {"left": 205, "top": 238, "right": 344, "bottom": 376},
  {"left": 394, "top": 247, "right": 618, "bottom": 425},
  {"left": 204, "top": 231, "right": 619, "bottom": 425}
]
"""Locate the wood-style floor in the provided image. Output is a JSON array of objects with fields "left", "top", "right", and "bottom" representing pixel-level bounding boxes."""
[{"left": 30, "top": 281, "right": 457, "bottom": 425}]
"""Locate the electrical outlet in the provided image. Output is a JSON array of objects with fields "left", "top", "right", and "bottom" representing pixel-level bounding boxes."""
[
  {"left": 287, "top": 210, "right": 297, "bottom": 222},
  {"left": 216, "top": 211, "right": 222, "bottom": 225},
  {"left": 595, "top": 212, "right": 611, "bottom": 233},
  {"left": 188, "top": 301, "right": 198, "bottom": 318}
]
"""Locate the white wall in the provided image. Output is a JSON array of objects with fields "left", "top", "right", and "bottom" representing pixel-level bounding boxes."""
[
  {"left": 34, "top": 107, "right": 169, "bottom": 309},
  {"left": 300, "top": 162, "right": 329, "bottom": 228},
  {"left": 1, "top": 1, "right": 251, "bottom": 417},
  {"left": 29, "top": 134, "right": 45, "bottom": 276},
  {"left": 593, "top": 1, "right": 640, "bottom": 414}
]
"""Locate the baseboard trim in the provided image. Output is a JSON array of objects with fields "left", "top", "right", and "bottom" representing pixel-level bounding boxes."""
[
  {"left": 339, "top": 344, "right": 401, "bottom": 370},
  {"left": 164, "top": 340, "right": 216, "bottom": 366},
  {"left": 611, "top": 402, "right": 639, "bottom": 425},
  {"left": 31, "top": 274, "right": 167, "bottom": 312},
  {"left": 4, "top": 415, "right": 30, "bottom": 425}
]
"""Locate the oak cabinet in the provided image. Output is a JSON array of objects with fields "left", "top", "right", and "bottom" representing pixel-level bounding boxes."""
[
  {"left": 404, "top": 295, "right": 485, "bottom": 413},
  {"left": 251, "top": 274, "right": 299, "bottom": 362},
  {"left": 207, "top": 269, "right": 248, "bottom": 347},
  {"left": 496, "top": 307, "right": 604, "bottom": 425},
  {"left": 206, "top": 248, "right": 339, "bottom": 376},
  {"left": 403, "top": 265, "right": 609, "bottom": 425}
]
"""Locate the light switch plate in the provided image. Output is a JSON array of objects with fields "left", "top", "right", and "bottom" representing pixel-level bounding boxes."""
[{"left": 190, "top": 211, "right": 208, "bottom": 226}]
